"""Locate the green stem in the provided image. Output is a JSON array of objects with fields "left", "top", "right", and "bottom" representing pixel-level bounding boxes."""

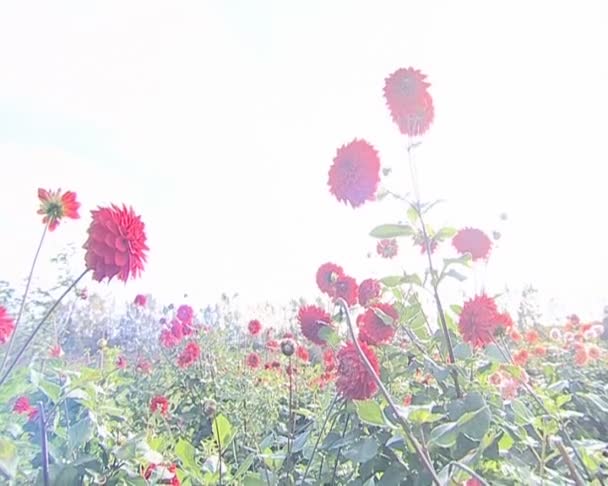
[
  {"left": 0, "top": 224, "right": 48, "bottom": 377},
  {"left": 335, "top": 298, "right": 442, "bottom": 486},
  {"left": 0, "top": 268, "right": 89, "bottom": 387}
]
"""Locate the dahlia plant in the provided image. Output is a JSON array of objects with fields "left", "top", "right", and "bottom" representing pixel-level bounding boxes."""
[{"left": 1, "top": 66, "right": 608, "bottom": 486}]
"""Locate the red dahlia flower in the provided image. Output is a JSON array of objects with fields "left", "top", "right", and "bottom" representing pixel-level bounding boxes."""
[
  {"left": 297, "top": 305, "right": 332, "bottom": 345},
  {"left": 358, "top": 303, "right": 398, "bottom": 345},
  {"left": 160, "top": 329, "right": 180, "bottom": 348},
  {"left": 177, "top": 342, "right": 201, "bottom": 368},
  {"left": 323, "top": 348, "right": 336, "bottom": 372},
  {"left": 358, "top": 278, "right": 381, "bottom": 307},
  {"left": 384, "top": 67, "right": 434, "bottom": 137},
  {"left": 452, "top": 228, "right": 492, "bottom": 261},
  {"left": 328, "top": 139, "right": 380, "bottom": 208},
  {"left": 246, "top": 352, "right": 261, "bottom": 368},
  {"left": 0, "top": 306, "right": 15, "bottom": 344},
  {"left": 334, "top": 275, "right": 358, "bottom": 307},
  {"left": 116, "top": 356, "right": 128, "bottom": 369},
  {"left": 336, "top": 341, "right": 380, "bottom": 400},
  {"left": 177, "top": 304, "right": 193, "bottom": 324},
  {"left": 150, "top": 395, "right": 169, "bottom": 415},
  {"left": 376, "top": 239, "right": 398, "bottom": 259},
  {"left": 136, "top": 358, "right": 152, "bottom": 374},
  {"left": 296, "top": 346, "right": 310, "bottom": 362},
  {"left": 266, "top": 339, "right": 280, "bottom": 351},
  {"left": 315, "top": 262, "right": 344, "bottom": 296},
  {"left": 458, "top": 294, "right": 512, "bottom": 348},
  {"left": 37, "top": 188, "right": 80, "bottom": 231},
  {"left": 248, "top": 319, "right": 262, "bottom": 336},
  {"left": 13, "top": 396, "right": 38, "bottom": 421},
  {"left": 134, "top": 294, "right": 147, "bottom": 306},
  {"left": 84, "top": 204, "right": 148, "bottom": 282}
]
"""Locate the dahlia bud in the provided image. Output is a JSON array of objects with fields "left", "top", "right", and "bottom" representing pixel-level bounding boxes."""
[
  {"left": 280, "top": 338, "right": 296, "bottom": 357},
  {"left": 202, "top": 399, "right": 217, "bottom": 417}
]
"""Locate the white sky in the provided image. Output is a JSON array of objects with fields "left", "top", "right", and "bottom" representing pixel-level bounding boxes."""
[{"left": 0, "top": 1, "right": 607, "bottom": 323}]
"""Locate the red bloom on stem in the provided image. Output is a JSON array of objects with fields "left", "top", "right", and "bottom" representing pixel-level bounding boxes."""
[
  {"left": 37, "top": 188, "right": 80, "bottom": 231},
  {"left": 49, "top": 344, "right": 63, "bottom": 358},
  {"left": 248, "top": 319, "right": 262, "bottom": 336},
  {"left": 170, "top": 319, "right": 184, "bottom": 340},
  {"left": 160, "top": 329, "right": 180, "bottom": 348},
  {"left": 84, "top": 204, "right": 148, "bottom": 282},
  {"left": 297, "top": 305, "right": 332, "bottom": 345},
  {"left": 150, "top": 395, "right": 169, "bottom": 416},
  {"left": 315, "top": 262, "right": 344, "bottom": 296},
  {"left": 384, "top": 68, "right": 434, "bottom": 137},
  {"left": 358, "top": 278, "right": 381, "bottom": 307},
  {"left": 177, "top": 305, "right": 193, "bottom": 324},
  {"left": 513, "top": 349, "right": 529, "bottom": 366},
  {"left": 177, "top": 342, "right": 201, "bottom": 368},
  {"left": 458, "top": 294, "right": 512, "bottom": 348},
  {"left": 334, "top": 275, "right": 358, "bottom": 306},
  {"left": 328, "top": 139, "right": 380, "bottom": 208},
  {"left": 134, "top": 294, "right": 147, "bottom": 306},
  {"left": 323, "top": 348, "right": 336, "bottom": 372},
  {"left": 136, "top": 358, "right": 152, "bottom": 374},
  {"left": 13, "top": 396, "right": 38, "bottom": 421},
  {"left": 0, "top": 306, "right": 15, "bottom": 344},
  {"left": 116, "top": 356, "right": 128, "bottom": 369},
  {"left": 246, "top": 352, "right": 261, "bottom": 368},
  {"left": 336, "top": 341, "right": 380, "bottom": 400},
  {"left": 358, "top": 303, "right": 398, "bottom": 345},
  {"left": 452, "top": 228, "right": 492, "bottom": 261},
  {"left": 296, "top": 346, "right": 310, "bottom": 362},
  {"left": 266, "top": 339, "right": 280, "bottom": 351},
  {"left": 376, "top": 239, "right": 398, "bottom": 259}
]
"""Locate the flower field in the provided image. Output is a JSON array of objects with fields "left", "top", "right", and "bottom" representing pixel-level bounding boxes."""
[{"left": 2, "top": 67, "right": 608, "bottom": 486}]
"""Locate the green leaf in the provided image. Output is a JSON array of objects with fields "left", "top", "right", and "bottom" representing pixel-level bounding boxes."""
[
  {"left": 343, "top": 437, "right": 378, "bottom": 463},
  {"left": 435, "top": 227, "right": 458, "bottom": 240},
  {"left": 30, "top": 370, "right": 61, "bottom": 402},
  {"left": 498, "top": 431, "right": 514, "bottom": 451},
  {"left": 175, "top": 439, "right": 197, "bottom": 470},
  {"left": 0, "top": 437, "right": 18, "bottom": 478},
  {"left": 369, "top": 224, "right": 413, "bottom": 238},
  {"left": 318, "top": 326, "right": 340, "bottom": 347},
  {"left": 212, "top": 414, "right": 235, "bottom": 451},
  {"left": 380, "top": 276, "right": 404, "bottom": 287},
  {"left": 406, "top": 206, "right": 419, "bottom": 224},
  {"left": 511, "top": 399, "right": 534, "bottom": 426},
  {"left": 444, "top": 269, "right": 467, "bottom": 282},
  {"left": 234, "top": 453, "right": 255, "bottom": 480},
  {"left": 354, "top": 400, "right": 386, "bottom": 426},
  {"left": 484, "top": 344, "right": 509, "bottom": 363},
  {"left": 243, "top": 473, "right": 267, "bottom": 486},
  {"left": 430, "top": 422, "right": 459, "bottom": 448},
  {"left": 457, "top": 404, "right": 491, "bottom": 441},
  {"left": 453, "top": 342, "right": 472, "bottom": 360},
  {"left": 68, "top": 415, "right": 95, "bottom": 451}
]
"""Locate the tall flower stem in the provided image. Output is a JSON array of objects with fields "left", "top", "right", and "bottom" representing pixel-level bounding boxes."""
[
  {"left": 408, "top": 142, "right": 462, "bottom": 398},
  {"left": 38, "top": 402, "right": 50, "bottom": 486},
  {"left": 0, "top": 224, "right": 48, "bottom": 377},
  {"left": 335, "top": 298, "right": 442, "bottom": 486},
  {"left": 0, "top": 268, "right": 89, "bottom": 387}
]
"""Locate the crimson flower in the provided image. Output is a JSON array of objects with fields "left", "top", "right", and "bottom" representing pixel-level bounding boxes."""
[
  {"left": 248, "top": 319, "right": 262, "bottom": 336},
  {"left": 458, "top": 294, "right": 513, "bottom": 347},
  {"left": 150, "top": 395, "right": 169, "bottom": 415},
  {"left": 376, "top": 239, "right": 398, "bottom": 259},
  {"left": 334, "top": 275, "right": 358, "bottom": 307},
  {"left": 358, "top": 278, "right": 381, "bottom": 307},
  {"left": 323, "top": 348, "right": 336, "bottom": 372},
  {"left": 246, "top": 352, "right": 261, "bottom": 368},
  {"left": 134, "top": 294, "right": 147, "bottom": 306},
  {"left": 160, "top": 329, "right": 180, "bottom": 348},
  {"left": 266, "top": 339, "right": 280, "bottom": 351},
  {"left": 170, "top": 319, "right": 184, "bottom": 340},
  {"left": 136, "top": 358, "right": 152, "bottom": 374},
  {"left": 316, "top": 262, "right": 344, "bottom": 296},
  {"left": 296, "top": 346, "right": 310, "bottom": 362},
  {"left": 116, "top": 356, "right": 128, "bottom": 369},
  {"left": 336, "top": 341, "right": 380, "bottom": 400},
  {"left": 37, "top": 188, "right": 80, "bottom": 231},
  {"left": 328, "top": 139, "right": 380, "bottom": 208},
  {"left": 177, "top": 342, "right": 201, "bottom": 368},
  {"left": 452, "top": 228, "right": 492, "bottom": 261},
  {"left": 383, "top": 67, "right": 434, "bottom": 137},
  {"left": 0, "top": 306, "right": 15, "bottom": 344},
  {"left": 49, "top": 345, "right": 63, "bottom": 358},
  {"left": 358, "top": 303, "right": 398, "bottom": 345},
  {"left": 13, "top": 396, "right": 38, "bottom": 421},
  {"left": 177, "top": 305, "right": 193, "bottom": 324},
  {"left": 84, "top": 204, "right": 148, "bottom": 282},
  {"left": 298, "top": 305, "right": 332, "bottom": 345}
]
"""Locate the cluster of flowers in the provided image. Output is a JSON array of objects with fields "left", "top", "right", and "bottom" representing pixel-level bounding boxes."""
[{"left": 143, "top": 462, "right": 180, "bottom": 485}]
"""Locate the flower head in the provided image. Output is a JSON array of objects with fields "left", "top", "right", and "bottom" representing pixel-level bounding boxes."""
[
  {"left": 134, "top": 294, "right": 147, "bottom": 306},
  {"left": 383, "top": 68, "right": 434, "bottom": 136},
  {"left": 328, "top": 139, "right": 380, "bottom": 208},
  {"left": 358, "top": 278, "right": 381, "bottom": 307},
  {"left": 37, "top": 188, "right": 80, "bottom": 231},
  {"left": 49, "top": 344, "right": 63, "bottom": 358},
  {"left": 160, "top": 329, "right": 180, "bottom": 348},
  {"left": 452, "top": 228, "right": 492, "bottom": 261},
  {"left": 116, "top": 356, "right": 128, "bottom": 369},
  {"left": 280, "top": 338, "right": 296, "bottom": 357},
  {"left": 136, "top": 358, "right": 152, "bottom": 374},
  {"left": 84, "top": 204, "right": 148, "bottom": 282},
  {"left": 458, "top": 294, "right": 512, "bottom": 348},
  {"left": 323, "top": 348, "right": 336, "bottom": 372},
  {"left": 0, "top": 306, "right": 15, "bottom": 344},
  {"left": 297, "top": 305, "right": 332, "bottom": 345},
  {"left": 376, "top": 239, "right": 398, "bottom": 259},
  {"left": 358, "top": 303, "right": 398, "bottom": 345},
  {"left": 13, "top": 396, "right": 38, "bottom": 421},
  {"left": 150, "top": 395, "right": 169, "bottom": 415},
  {"left": 296, "top": 346, "right": 310, "bottom": 362},
  {"left": 246, "top": 352, "right": 261, "bottom": 368},
  {"left": 334, "top": 275, "right": 358, "bottom": 307},
  {"left": 177, "top": 342, "right": 201, "bottom": 368},
  {"left": 247, "top": 319, "right": 262, "bottom": 336},
  {"left": 336, "top": 341, "right": 380, "bottom": 400},
  {"left": 315, "top": 262, "right": 344, "bottom": 296},
  {"left": 177, "top": 305, "right": 194, "bottom": 324}
]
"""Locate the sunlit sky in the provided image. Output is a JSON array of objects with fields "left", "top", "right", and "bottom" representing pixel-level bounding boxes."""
[{"left": 1, "top": 1, "right": 607, "bottom": 323}]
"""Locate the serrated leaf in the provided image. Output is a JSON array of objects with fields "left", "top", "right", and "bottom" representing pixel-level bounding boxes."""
[
  {"left": 369, "top": 224, "right": 413, "bottom": 238},
  {"left": 430, "top": 422, "right": 459, "bottom": 448}
]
